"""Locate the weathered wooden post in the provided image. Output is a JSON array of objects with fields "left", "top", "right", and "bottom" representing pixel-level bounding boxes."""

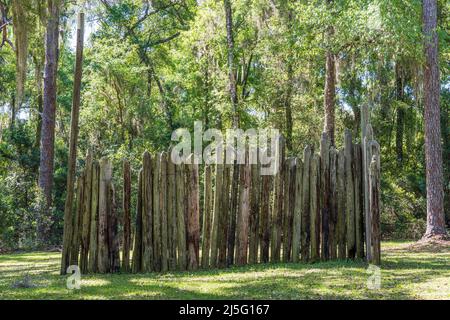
[
  {"left": 186, "top": 155, "right": 200, "bottom": 270},
  {"left": 310, "top": 153, "right": 320, "bottom": 262},
  {"left": 249, "top": 160, "right": 260, "bottom": 264},
  {"left": 301, "top": 145, "right": 312, "bottom": 262},
  {"left": 320, "top": 133, "right": 331, "bottom": 260},
  {"left": 201, "top": 165, "right": 213, "bottom": 268},
  {"left": 292, "top": 158, "right": 303, "bottom": 263},
  {"left": 80, "top": 150, "right": 92, "bottom": 273},
  {"left": 98, "top": 157, "right": 111, "bottom": 273},
  {"left": 88, "top": 161, "right": 99, "bottom": 273},
  {"left": 167, "top": 153, "right": 177, "bottom": 270},
  {"left": 176, "top": 162, "right": 187, "bottom": 270},
  {"left": 227, "top": 162, "right": 239, "bottom": 266},
  {"left": 132, "top": 169, "right": 143, "bottom": 273},
  {"left": 369, "top": 153, "right": 381, "bottom": 265},
  {"left": 142, "top": 151, "right": 154, "bottom": 272},
  {"left": 235, "top": 149, "right": 251, "bottom": 266},
  {"left": 210, "top": 163, "right": 223, "bottom": 268},
  {"left": 122, "top": 159, "right": 131, "bottom": 272},
  {"left": 219, "top": 164, "right": 231, "bottom": 267},
  {"left": 345, "top": 129, "right": 356, "bottom": 258},
  {"left": 259, "top": 173, "right": 271, "bottom": 263},
  {"left": 270, "top": 135, "right": 284, "bottom": 262},
  {"left": 153, "top": 153, "right": 162, "bottom": 271},
  {"left": 336, "top": 149, "right": 346, "bottom": 259},
  {"left": 353, "top": 144, "right": 364, "bottom": 259},
  {"left": 70, "top": 175, "right": 84, "bottom": 265},
  {"left": 108, "top": 183, "right": 120, "bottom": 272},
  {"left": 329, "top": 147, "right": 338, "bottom": 259},
  {"left": 160, "top": 152, "right": 169, "bottom": 272},
  {"left": 283, "top": 158, "right": 296, "bottom": 262}
]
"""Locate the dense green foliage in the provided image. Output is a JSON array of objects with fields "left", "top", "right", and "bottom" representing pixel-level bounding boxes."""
[{"left": 0, "top": 0, "right": 448, "bottom": 249}]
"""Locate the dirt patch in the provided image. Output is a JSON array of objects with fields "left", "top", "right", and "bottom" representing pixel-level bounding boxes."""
[{"left": 407, "top": 238, "right": 450, "bottom": 253}]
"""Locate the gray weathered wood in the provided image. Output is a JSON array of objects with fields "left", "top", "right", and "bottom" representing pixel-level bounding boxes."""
[
  {"left": 98, "top": 158, "right": 112, "bottom": 273},
  {"left": 142, "top": 151, "right": 154, "bottom": 272},
  {"left": 227, "top": 162, "right": 239, "bottom": 266},
  {"left": 80, "top": 150, "right": 92, "bottom": 273},
  {"left": 345, "top": 129, "right": 356, "bottom": 258},
  {"left": 210, "top": 163, "right": 223, "bottom": 268},
  {"left": 152, "top": 153, "right": 162, "bottom": 271},
  {"left": 219, "top": 163, "right": 231, "bottom": 267},
  {"left": 369, "top": 153, "right": 381, "bottom": 265},
  {"left": 131, "top": 169, "right": 143, "bottom": 273},
  {"left": 70, "top": 175, "right": 84, "bottom": 266},
  {"left": 235, "top": 150, "right": 251, "bottom": 265},
  {"left": 88, "top": 161, "right": 99, "bottom": 273},
  {"left": 249, "top": 160, "right": 260, "bottom": 264},
  {"left": 353, "top": 143, "right": 364, "bottom": 259},
  {"left": 122, "top": 159, "right": 131, "bottom": 272},
  {"left": 259, "top": 173, "right": 271, "bottom": 263},
  {"left": 160, "top": 152, "right": 169, "bottom": 272},
  {"left": 320, "top": 133, "right": 331, "bottom": 260},
  {"left": 186, "top": 155, "right": 200, "bottom": 270},
  {"left": 167, "top": 153, "right": 177, "bottom": 270},
  {"left": 329, "top": 147, "right": 338, "bottom": 259},
  {"left": 270, "top": 135, "right": 284, "bottom": 262},
  {"left": 176, "top": 163, "right": 187, "bottom": 270},
  {"left": 108, "top": 183, "right": 120, "bottom": 272},
  {"left": 310, "top": 153, "right": 320, "bottom": 262},
  {"left": 301, "top": 145, "right": 311, "bottom": 262},
  {"left": 292, "top": 158, "right": 303, "bottom": 263},
  {"left": 283, "top": 157, "right": 296, "bottom": 262},
  {"left": 336, "top": 149, "right": 346, "bottom": 259},
  {"left": 201, "top": 165, "right": 213, "bottom": 268}
]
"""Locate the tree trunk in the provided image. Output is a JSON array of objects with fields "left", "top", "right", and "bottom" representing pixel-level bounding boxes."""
[
  {"left": 61, "top": 12, "right": 84, "bottom": 274},
  {"left": 422, "top": 0, "right": 446, "bottom": 238},
  {"left": 122, "top": 160, "right": 131, "bottom": 272},
  {"left": 38, "top": 0, "right": 61, "bottom": 243},
  {"left": 395, "top": 63, "right": 404, "bottom": 163}
]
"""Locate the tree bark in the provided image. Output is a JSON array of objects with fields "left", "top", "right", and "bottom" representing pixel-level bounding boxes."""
[
  {"left": 38, "top": 0, "right": 61, "bottom": 243},
  {"left": 61, "top": 12, "right": 84, "bottom": 273},
  {"left": 422, "top": 0, "right": 446, "bottom": 238}
]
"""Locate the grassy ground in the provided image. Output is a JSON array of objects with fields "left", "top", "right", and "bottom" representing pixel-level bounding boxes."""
[{"left": 0, "top": 241, "right": 448, "bottom": 300}]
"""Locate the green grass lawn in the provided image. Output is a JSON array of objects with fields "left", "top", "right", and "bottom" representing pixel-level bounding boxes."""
[{"left": 0, "top": 241, "right": 448, "bottom": 300}]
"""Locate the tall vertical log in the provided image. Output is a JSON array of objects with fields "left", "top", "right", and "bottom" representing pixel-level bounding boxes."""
[
  {"left": 176, "top": 163, "right": 187, "bottom": 270},
  {"left": 152, "top": 153, "right": 162, "bottom": 271},
  {"left": 122, "top": 160, "right": 131, "bottom": 272},
  {"left": 320, "top": 133, "right": 331, "bottom": 260},
  {"left": 369, "top": 154, "right": 381, "bottom": 265},
  {"left": 283, "top": 158, "right": 296, "bottom": 262},
  {"left": 167, "top": 154, "right": 177, "bottom": 270},
  {"left": 270, "top": 136, "right": 285, "bottom": 262},
  {"left": 201, "top": 165, "right": 213, "bottom": 268},
  {"left": 80, "top": 150, "right": 92, "bottom": 273},
  {"left": 345, "top": 130, "right": 356, "bottom": 258},
  {"left": 219, "top": 164, "right": 231, "bottom": 267},
  {"left": 97, "top": 158, "right": 112, "bottom": 273},
  {"left": 131, "top": 169, "right": 143, "bottom": 273},
  {"left": 259, "top": 174, "right": 271, "bottom": 263},
  {"left": 249, "top": 161, "right": 260, "bottom": 264},
  {"left": 336, "top": 149, "right": 346, "bottom": 259},
  {"left": 310, "top": 154, "right": 320, "bottom": 262},
  {"left": 160, "top": 152, "right": 169, "bottom": 272},
  {"left": 301, "top": 146, "right": 312, "bottom": 262},
  {"left": 353, "top": 144, "right": 364, "bottom": 259},
  {"left": 142, "top": 152, "right": 154, "bottom": 272},
  {"left": 292, "top": 159, "right": 303, "bottom": 263},
  {"left": 186, "top": 156, "right": 200, "bottom": 270},
  {"left": 88, "top": 161, "right": 99, "bottom": 273},
  {"left": 235, "top": 151, "right": 251, "bottom": 265},
  {"left": 329, "top": 148, "right": 338, "bottom": 259},
  {"left": 210, "top": 163, "right": 223, "bottom": 268},
  {"left": 227, "top": 162, "right": 239, "bottom": 266},
  {"left": 363, "top": 123, "right": 373, "bottom": 261},
  {"left": 70, "top": 175, "right": 84, "bottom": 265},
  {"left": 108, "top": 183, "right": 120, "bottom": 272}
]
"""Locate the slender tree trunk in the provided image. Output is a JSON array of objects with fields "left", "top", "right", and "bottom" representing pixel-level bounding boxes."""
[
  {"left": 395, "top": 63, "right": 404, "bottom": 163},
  {"left": 224, "top": 0, "right": 239, "bottom": 128},
  {"left": 323, "top": 0, "right": 336, "bottom": 145},
  {"left": 61, "top": 12, "right": 84, "bottom": 274},
  {"left": 422, "top": 0, "right": 447, "bottom": 238},
  {"left": 38, "top": 0, "right": 61, "bottom": 244}
]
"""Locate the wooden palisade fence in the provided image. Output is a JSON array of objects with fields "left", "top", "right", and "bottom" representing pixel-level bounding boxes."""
[{"left": 62, "top": 127, "right": 381, "bottom": 274}]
